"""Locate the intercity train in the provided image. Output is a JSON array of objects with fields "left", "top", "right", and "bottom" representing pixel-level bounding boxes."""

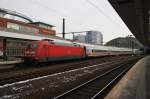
[{"left": 24, "top": 39, "right": 133, "bottom": 62}]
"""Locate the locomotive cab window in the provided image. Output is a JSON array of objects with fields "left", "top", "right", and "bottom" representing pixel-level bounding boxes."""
[
  {"left": 28, "top": 43, "right": 38, "bottom": 49},
  {"left": 32, "top": 44, "right": 38, "bottom": 49}
]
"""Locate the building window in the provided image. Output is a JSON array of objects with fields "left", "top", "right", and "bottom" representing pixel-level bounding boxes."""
[
  {"left": 39, "top": 24, "right": 51, "bottom": 30},
  {"left": 7, "top": 22, "right": 39, "bottom": 33},
  {"left": 20, "top": 25, "right": 39, "bottom": 33},
  {"left": 7, "top": 22, "right": 20, "bottom": 30},
  {"left": 0, "top": 13, "right": 4, "bottom": 17}
]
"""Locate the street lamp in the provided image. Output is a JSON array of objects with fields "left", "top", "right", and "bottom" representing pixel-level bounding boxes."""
[{"left": 127, "top": 35, "right": 134, "bottom": 55}]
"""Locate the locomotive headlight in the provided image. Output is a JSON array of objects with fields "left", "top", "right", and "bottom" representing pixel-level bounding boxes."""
[
  {"left": 30, "top": 51, "right": 35, "bottom": 54},
  {"left": 25, "top": 51, "right": 35, "bottom": 56}
]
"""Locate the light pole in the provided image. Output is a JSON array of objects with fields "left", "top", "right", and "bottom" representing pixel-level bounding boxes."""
[
  {"left": 62, "top": 18, "right": 65, "bottom": 39},
  {"left": 72, "top": 32, "right": 75, "bottom": 41},
  {"left": 127, "top": 35, "right": 134, "bottom": 54}
]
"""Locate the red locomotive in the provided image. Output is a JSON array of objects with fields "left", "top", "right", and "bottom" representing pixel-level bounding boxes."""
[
  {"left": 25, "top": 39, "right": 86, "bottom": 62},
  {"left": 24, "top": 38, "right": 133, "bottom": 63}
]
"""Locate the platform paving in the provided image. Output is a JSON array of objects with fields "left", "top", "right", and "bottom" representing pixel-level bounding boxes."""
[
  {"left": 0, "top": 60, "right": 22, "bottom": 65},
  {"left": 105, "top": 55, "right": 150, "bottom": 99}
]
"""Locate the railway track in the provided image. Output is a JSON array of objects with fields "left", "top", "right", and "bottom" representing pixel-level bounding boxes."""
[
  {"left": 0, "top": 56, "right": 114, "bottom": 72},
  {"left": 0, "top": 56, "right": 141, "bottom": 98},
  {"left": 53, "top": 60, "right": 136, "bottom": 99},
  {"left": 0, "top": 56, "right": 134, "bottom": 85}
]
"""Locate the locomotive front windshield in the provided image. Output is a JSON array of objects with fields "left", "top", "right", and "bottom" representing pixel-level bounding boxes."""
[{"left": 27, "top": 43, "right": 38, "bottom": 49}]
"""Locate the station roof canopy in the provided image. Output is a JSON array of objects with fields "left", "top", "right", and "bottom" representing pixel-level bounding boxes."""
[
  {"left": 108, "top": 0, "right": 150, "bottom": 47},
  {"left": 0, "top": 8, "right": 33, "bottom": 23}
]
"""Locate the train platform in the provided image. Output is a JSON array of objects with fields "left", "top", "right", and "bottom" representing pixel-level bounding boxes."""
[
  {"left": 0, "top": 59, "right": 23, "bottom": 65},
  {"left": 0, "top": 59, "right": 23, "bottom": 69},
  {"left": 105, "top": 55, "right": 150, "bottom": 99}
]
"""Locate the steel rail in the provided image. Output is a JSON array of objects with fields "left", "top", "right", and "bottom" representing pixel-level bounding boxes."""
[
  {"left": 91, "top": 65, "right": 131, "bottom": 99},
  {"left": 53, "top": 60, "right": 135, "bottom": 99},
  {"left": 0, "top": 58, "right": 125, "bottom": 86}
]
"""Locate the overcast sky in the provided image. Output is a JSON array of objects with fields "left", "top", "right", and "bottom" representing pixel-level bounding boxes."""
[{"left": 0, "top": 0, "right": 132, "bottom": 43}]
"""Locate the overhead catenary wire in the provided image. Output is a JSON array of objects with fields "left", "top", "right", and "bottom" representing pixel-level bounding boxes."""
[
  {"left": 85, "top": 0, "right": 126, "bottom": 31},
  {"left": 29, "top": 0, "right": 67, "bottom": 18},
  {"left": 29, "top": 0, "right": 119, "bottom": 29},
  {"left": 28, "top": 0, "right": 88, "bottom": 34},
  {"left": 28, "top": 0, "right": 129, "bottom": 37},
  {"left": 29, "top": 0, "right": 121, "bottom": 37},
  {"left": 25, "top": 0, "right": 69, "bottom": 27}
]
